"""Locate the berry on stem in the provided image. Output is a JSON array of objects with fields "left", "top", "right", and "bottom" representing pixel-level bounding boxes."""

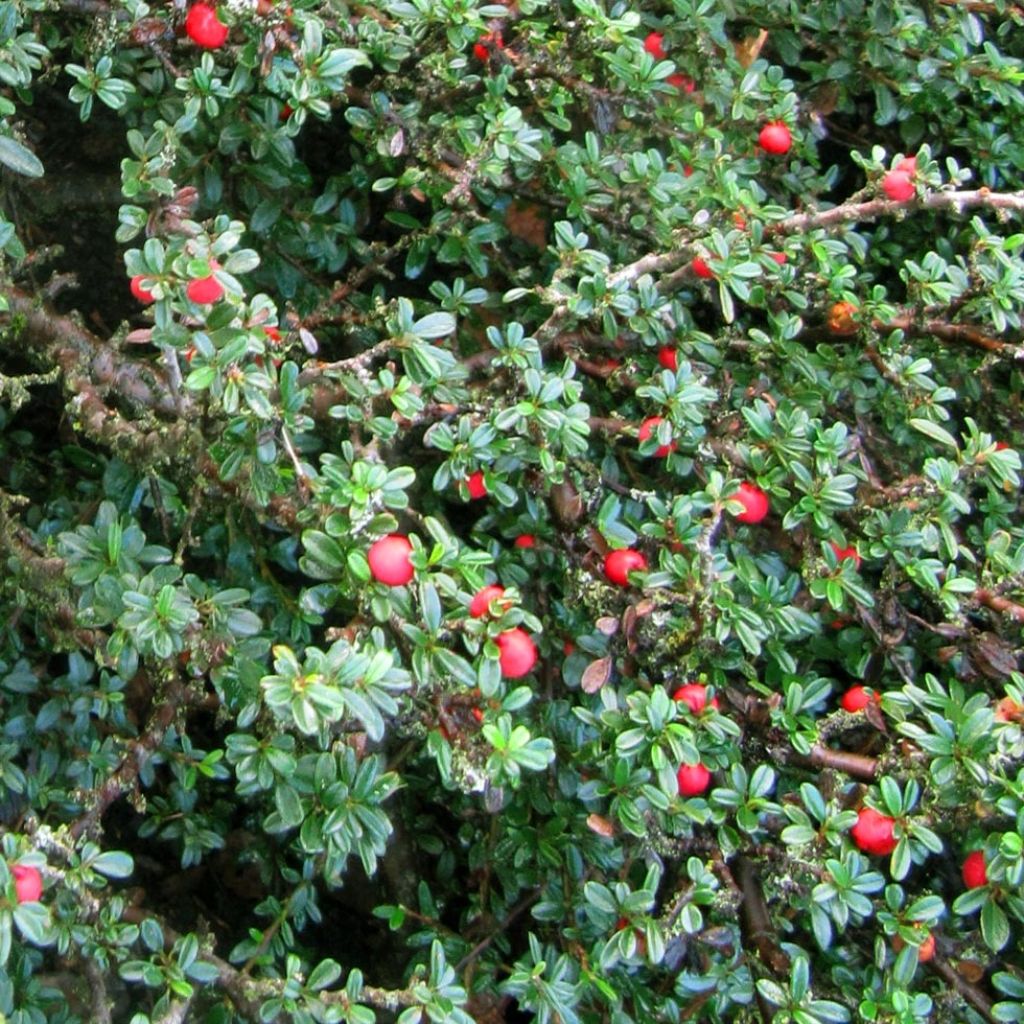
[
  {"left": 840, "top": 685, "right": 871, "bottom": 712},
  {"left": 185, "top": 4, "right": 228, "bottom": 48},
  {"left": 667, "top": 74, "right": 695, "bottom": 93},
  {"left": 496, "top": 628, "right": 537, "bottom": 678},
  {"left": 851, "top": 807, "right": 897, "bottom": 855},
  {"left": 367, "top": 535, "right": 415, "bottom": 586},
  {"left": 657, "top": 346, "right": 678, "bottom": 371},
  {"left": 677, "top": 762, "right": 711, "bottom": 796},
  {"left": 470, "top": 585, "right": 506, "bottom": 618},
  {"left": 604, "top": 548, "right": 647, "bottom": 586},
  {"left": 882, "top": 169, "right": 915, "bottom": 202},
  {"left": 643, "top": 31, "right": 666, "bottom": 60},
  {"left": 962, "top": 849, "right": 987, "bottom": 889},
  {"left": 514, "top": 534, "right": 536, "bottom": 549},
  {"left": 827, "top": 300, "right": 859, "bottom": 336},
  {"left": 691, "top": 255, "right": 714, "bottom": 279},
  {"left": 130, "top": 275, "right": 155, "bottom": 304},
  {"left": 732, "top": 482, "right": 769, "bottom": 524},
  {"left": 758, "top": 121, "right": 792, "bottom": 155},
  {"left": 466, "top": 470, "right": 487, "bottom": 499},
  {"left": 831, "top": 542, "right": 862, "bottom": 569},
  {"left": 673, "top": 683, "right": 719, "bottom": 713},
  {"left": 638, "top": 416, "right": 676, "bottom": 457},
  {"left": 11, "top": 865, "right": 42, "bottom": 904},
  {"left": 186, "top": 272, "right": 224, "bottom": 305}
]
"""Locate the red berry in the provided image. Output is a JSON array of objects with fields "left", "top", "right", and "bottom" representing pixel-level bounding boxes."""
[
  {"left": 638, "top": 416, "right": 676, "bottom": 458},
  {"left": 367, "top": 534, "right": 415, "bottom": 586},
  {"left": 962, "top": 850, "right": 987, "bottom": 889},
  {"left": 758, "top": 121, "right": 792, "bottom": 155},
  {"left": 896, "top": 155, "right": 918, "bottom": 175},
  {"left": 470, "top": 585, "right": 506, "bottom": 618},
  {"left": 673, "top": 683, "right": 719, "bottom": 714},
  {"left": 185, "top": 4, "right": 228, "bottom": 48},
  {"left": 186, "top": 274, "right": 224, "bottom": 305},
  {"left": 466, "top": 470, "right": 487, "bottom": 499},
  {"left": 683, "top": 164, "right": 694, "bottom": 177},
  {"left": 657, "top": 346, "right": 678, "bottom": 371},
  {"left": 692, "top": 255, "right": 714, "bottom": 279},
  {"left": 851, "top": 807, "right": 898, "bottom": 855},
  {"left": 882, "top": 170, "right": 916, "bottom": 202},
  {"left": 604, "top": 548, "right": 647, "bottom": 586},
  {"left": 563, "top": 640, "right": 575, "bottom": 656},
  {"left": 130, "top": 274, "right": 155, "bottom": 303},
  {"left": 733, "top": 482, "right": 769, "bottom": 524},
  {"left": 769, "top": 251, "right": 787, "bottom": 265},
  {"left": 473, "top": 41, "right": 489, "bottom": 60},
  {"left": 643, "top": 31, "right": 666, "bottom": 60},
  {"left": 831, "top": 542, "right": 862, "bottom": 570},
  {"left": 667, "top": 73, "right": 695, "bottom": 93},
  {"left": 677, "top": 762, "right": 711, "bottom": 796},
  {"left": 995, "top": 441, "right": 1010, "bottom": 451},
  {"left": 514, "top": 534, "right": 536, "bottom": 549},
  {"left": 893, "top": 929, "right": 935, "bottom": 962},
  {"left": 11, "top": 865, "right": 42, "bottom": 904},
  {"left": 840, "top": 685, "right": 871, "bottom": 712},
  {"left": 496, "top": 628, "right": 537, "bottom": 678},
  {"left": 264, "top": 326, "right": 283, "bottom": 343}
]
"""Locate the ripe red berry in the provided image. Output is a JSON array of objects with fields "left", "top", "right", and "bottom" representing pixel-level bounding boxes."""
[
  {"left": 769, "top": 251, "right": 787, "bottom": 265},
  {"left": 185, "top": 4, "right": 228, "bottom": 48},
  {"left": 851, "top": 807, "right": 898, "bottom": 855},
  {"left": 733, "top": 482, "right": 769, "bottom": 524},
  {"left": 514, "top": 534, "right": 536, "bottom": 549},
  {"left": 758, "top": 121, "right": 792, "bottom": 155},
  {"left": 673, "top": 683, "right": 719, "bottom": 714},
  {"left": 186, "top": 273, "right": 224, "bottom": 305},
  {"left": 882, "top": 169, "right": 916, "bottom": 202},
  {"left": 683, "top": 164, "right": 694, "bottom": 177},
  {"left": 643, "top": 31, "right": 666, "bottom": 60},
  {"left": 367, "top": 534, "right": 415, "bottom": 586},
  {"left": 831, "top": 542, "right": 862, "bottom": 570},
  {"left": 840, "top": 685, "right": 871, "bottom": 712},
  {"left": 657, "top": 346, "right": 678, "bottom": 371},
  {"left": 638, "top": 416, "right": 676, "bottom": 458},
  {"left": 469, "top": 585, "right": 506, "bottom": 618},
  {"left": 691, "top": 255, "right": 714, "bottom": 279},
  {"left": 995, "top": 441, "right": 1010, "bottom": 451},
  {"left": 11, "top": 865, "right": 42, "bottom": 904},
  {"left": 604, "top": 548, "right": 647, "bottom": 586},
  {"left": 667, "top": 73, "right": 695, "bottom": 93},
  {"left": 677, "top": 762, "right": 711, "bottom": 796},
  {"left": 896, "top": 155, "right": 918, "bottom": 175},
  {"left": 130, "top": 274, "right": 155, "bottom": 303},
  {"left": 472, "top": 30, "right": 503, "bottom": 61},
  {"left": 962, "top": 849, "right": 987, "bottom": 889},
  {"left": 496, "top": 628, "right": 537, "bottom": 678},
  {"left": 466, "top": 470, "right": 487, "bottom": 499}
]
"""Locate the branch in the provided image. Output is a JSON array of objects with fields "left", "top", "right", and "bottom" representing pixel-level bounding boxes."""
[
  {"left": 120, "top": 906, "right": 429, "bottom": 1022},
  {"left": 974, "top": 588, "right": 1024, "bottom": 623},
  {"left": 69, "top": 666, "right": 193, "bottom": 840},
  {"left": 806, "top": 744, "right": 878, "bottom": 782},
  {"left": 619, "top": 188, "right": 1024, "bottom": 297},
  {"left": 929, "top": 956, "right": 996, "bottom": 1024},
  {"left": 879, "top": 315, "right": 1014, "bottom": 354}
]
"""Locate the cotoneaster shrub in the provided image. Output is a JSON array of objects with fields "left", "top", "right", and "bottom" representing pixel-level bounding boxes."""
[{"left": 1, "top": 1, "right": 1024, "bottom": 1023}]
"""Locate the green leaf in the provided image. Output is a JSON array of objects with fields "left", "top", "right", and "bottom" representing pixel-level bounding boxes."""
[
  {"left": 0, "top": 136, "right": 44, "bottom": 178},
  {"left": 910, "top": 418, "right": 959, "bottom": 450},
  {"left": 91, "top": 851, "right": 134, "bottom": 878}
]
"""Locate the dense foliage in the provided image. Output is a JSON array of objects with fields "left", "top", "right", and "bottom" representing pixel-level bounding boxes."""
[{"left": 3, "top": 0, "right": 1024, "bottom": 1021}]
